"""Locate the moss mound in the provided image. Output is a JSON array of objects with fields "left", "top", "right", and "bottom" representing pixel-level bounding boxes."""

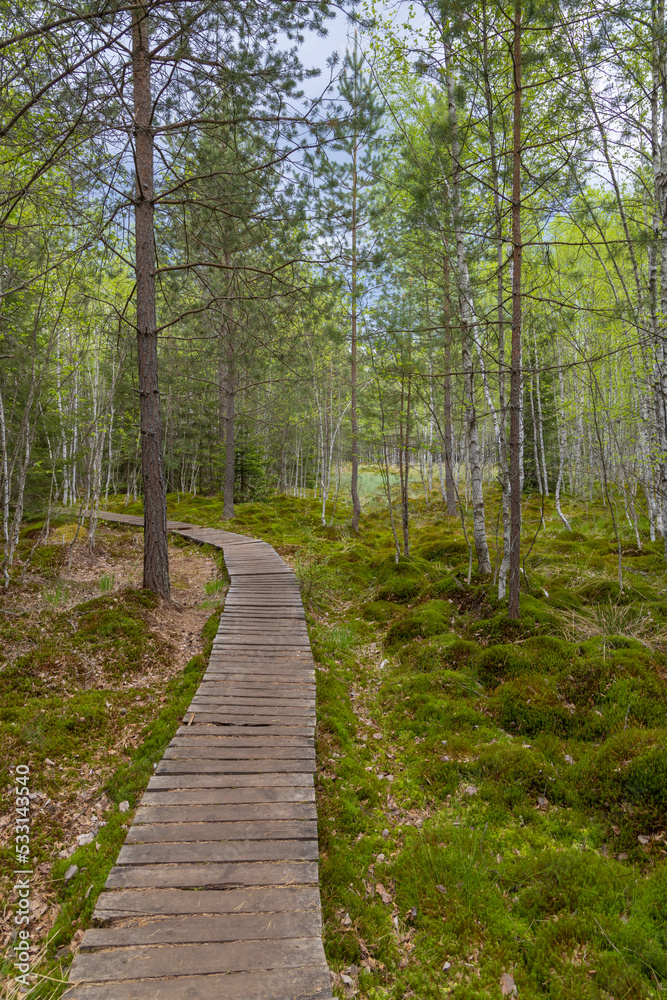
[
  {"left": 375, "top": 554, "right": 429, "bottom": 603},
  {"left": 362, "top": 600, "right": 398, "bottom": 624},
  {"left": 385, "top": 600, "right": 451, "bottom": 646}
]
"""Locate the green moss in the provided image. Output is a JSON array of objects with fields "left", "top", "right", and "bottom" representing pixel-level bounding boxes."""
[
  {"left": 398, "top": 634, "right": 479, "bottom": 672},
  {"left": 385, "top": 600, "right": 452, "bottom": 647},
  {"left": 494, "top": 674, "right": 574, "bottom": 736},
  {"left": 476, "top": 741, "right": 556, "bottom": 797},
  {"left": 624, "top": 746, "right": 667, "bottom": 812},
  {"left": 362, "top": 599, "right": 398, "bottom": 623},
  {"left": 414, "top": 537, "right": 469, "bottom": 561},
  {"left": 476, "top": 643, "right": 530, "bottom": 684}
]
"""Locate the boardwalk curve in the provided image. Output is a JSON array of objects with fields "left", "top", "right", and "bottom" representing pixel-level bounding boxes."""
[{"left": 65, "top": 512, "right": 333, "bottom": 1000}]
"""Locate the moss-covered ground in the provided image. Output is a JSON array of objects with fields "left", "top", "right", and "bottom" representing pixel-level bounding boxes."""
[
  {"left": 0, "top": 522, "right": 226, "bottom": 998},
  {"left": 104, "top": 485, "right": 667, "bottom": 1000},
  {"left": 5, "top": 485, "right": 667, "bottom": 999}
]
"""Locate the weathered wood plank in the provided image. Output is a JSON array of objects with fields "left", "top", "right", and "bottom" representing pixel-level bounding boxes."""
[
  {"left": 105, "top": 859, "right": 319, "bottom": 889},
  {"left": 81, "top": 910, "right": 323, "bottom": 948},
  {"left": 127, "top": 820, "right": 317, "bottom": 843},
  {"left": 155, "top": 759, "right": 314, "bottom": 775},
  {"left": 139, "top": 786, "right": 315, "bottom": 806},
  {"left": 69, "top": 936, "right": 325, "bottom": 981},
  {"left": 147, "top": 773, "right": 313, "bottom": 789},
  {"left": 64, "top": 967, "right": 333, "bottom": 1000},
  {"left": 92, "top": 885, "right": 321, "bottom": 919},
  {"left": 171, "top": 730, "right": 313, "bottom": 745},
  {"left": 134, "top": 802, "right": 317, "bottom": 824},
  {"left": 117, "top": 839, "right": 318, "bottom": 865},
  {"left": 179, "top": 728, "right": 313, "bottom": 740},
  {"left": 162, "top": 746, "right": 315, "bottom": 760},
  {"left": 187, "top": 703, "right": 315, "bottom": 717},
  {"left": 185, "top": 715, "right": 315, "bottom": 729}
]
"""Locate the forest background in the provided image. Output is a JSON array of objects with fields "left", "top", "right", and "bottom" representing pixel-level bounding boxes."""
[{"left": 1, "top": 0, "right": 664, "bottom": 614}]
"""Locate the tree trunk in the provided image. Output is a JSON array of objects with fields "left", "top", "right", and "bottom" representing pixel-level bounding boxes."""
[
  {"left": 445, "top": 50, "right": 491, "bottom": 574},
  {"left": 554, "top": 342, "right": 572, "bottom": 531},
  {"left": 221, "top": 262, "right": 235, "bottom": 519},
  {"left": 442, "top": 255, "right": 457, "bottom": 514},
  {"left": 132, "top": 2, "right": 169, "bottom": 598},
  {"left": 508, "top": 0, "right": 523, "bottom": 619},
  {"left": 350, "top": 124, "right": 361, "bottom": 533}
]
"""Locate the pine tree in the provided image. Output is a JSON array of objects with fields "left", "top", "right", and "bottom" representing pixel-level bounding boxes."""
[{"left": 307, "top": 37, "right": 384, "bottom": 532}]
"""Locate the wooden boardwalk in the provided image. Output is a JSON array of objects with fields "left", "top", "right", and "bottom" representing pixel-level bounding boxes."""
[{"left": 65, "top": 512, "right": 332, "bottom": 1000}]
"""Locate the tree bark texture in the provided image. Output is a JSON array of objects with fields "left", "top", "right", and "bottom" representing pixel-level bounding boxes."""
[
  {"left": 222, "top": 254, "right": 235, "bottom": 520},
  {"left": 508, "top": 0, "right": 523, "bottom": 618},
  {"left": 442, "top": 255, "right": 457, "bottom": 515},
  {"left": 350, "top": 129, "right": 361, "bottom": 532},
  {"left": 445, "top": 49, "right": 491, "bottom": 575},
  {"left": 132, "top": 3, "right": 169, "bottom": 598}
]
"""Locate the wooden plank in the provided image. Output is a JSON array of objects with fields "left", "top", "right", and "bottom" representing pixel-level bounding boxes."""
[
  {"left": 64, "top": 966, "right": 333, "bottom": 1000},
  {"left": 160, "top": 752, "right": 315, "bottom": 766},
  {"left": 147, "top": 773, "right": 313, "bottom": 789},
  {"left": 172, "top": 730, "right": 313, "bottom": 745},
  {"left": 185, "top": 715, "right": 314, "bottom": 729},
  {"left": 81, "top": 910, "right": 323, "bottom": 948},
  {"left": 68, "top": 936, "right": 325, "bottom": 982},
  {"left": 92, "top": 885, "right": 322, "bottom": 919},
  {"left": 139, "top": 786, "right": 314, "bottom": 806},
  {"left": 188, "top": 703, "right": 315, "bottom": 717},
  {"left": 127, "top": 820, "right": 317, "bottom": 843},
  {"left": 105, "top": 860, "right": 319, "bottom": 890},
  {"left": 117, "top": 839, "right": 318, "bottom": 865},
  {"left": 173, "top": 726, "right": 315, "bottom": 738},
  {"left": 162, "top": 746, "right": 315, "bottom": 760},
  {"left": 192, "top": 689, "right": 315, "bottom": 701},
  {"left": 134, "top": 802, "right": 317, "bottom": 824},
  {"left": 155, "top": 760, "right": 314, "bottom": 775}
]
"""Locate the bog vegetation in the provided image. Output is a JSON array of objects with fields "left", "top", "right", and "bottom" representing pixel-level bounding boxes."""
[{"left": 1, "top": 0, "right": 667, "bottom": 997}]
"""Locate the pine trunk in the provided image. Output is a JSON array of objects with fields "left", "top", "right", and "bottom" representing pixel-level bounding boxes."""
[
  {"left": 508, "top": 0, "right": 523, "bottom": 619},
  {"left": 132, "top": 3, "right": 169, "bottom": 598}
]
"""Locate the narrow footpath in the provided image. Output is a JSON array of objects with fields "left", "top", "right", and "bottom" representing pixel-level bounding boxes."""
[{"left": 64, "top": 512, "right": 333, "bottom": 1000}]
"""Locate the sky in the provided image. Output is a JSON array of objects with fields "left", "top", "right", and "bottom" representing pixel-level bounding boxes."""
[{"left": 295, "top": 1, "right": 415, "bottom": 99}]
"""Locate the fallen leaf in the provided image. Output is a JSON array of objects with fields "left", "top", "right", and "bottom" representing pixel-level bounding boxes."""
[
  {"left": 500, "top": 971, "right": 517, "bottom": 996},
  {"left": 537, "top": 796, "right": 548, "bottom": 810},
  {"left": 64, "top": 865, "right": 78, "bottom": 881},
  {"left": 376, "top": 882, "right": 392, "bottom": 905},
  {"left": 118, "top": 800, "right": 130, "bottom": 813},
  {"left": 638, "top": 835, "right": 650, "bottom": 845}
]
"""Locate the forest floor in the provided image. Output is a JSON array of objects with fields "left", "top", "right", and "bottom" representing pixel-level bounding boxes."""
[
  {"left": 2, "top": 486, "right": 667, "bottom": 999},
  {"left": 0, "top": 523, "right": 225, "bottom": 998}
]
